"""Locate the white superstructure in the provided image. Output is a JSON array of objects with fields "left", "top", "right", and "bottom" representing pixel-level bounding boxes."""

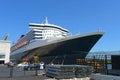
[
  {"left": 11, "top": 18, "right": 69, "bottom": 53},
  {"left": 29, "top": 18, "right": 69, "bottom": 40}
]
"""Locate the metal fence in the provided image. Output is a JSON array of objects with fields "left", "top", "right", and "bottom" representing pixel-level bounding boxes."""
[
  {"left": 77, "top": 55, "right": 112, "bottom": 74},
  {"left": 0, "top": 65, "right": 45, "bottom": 78}
]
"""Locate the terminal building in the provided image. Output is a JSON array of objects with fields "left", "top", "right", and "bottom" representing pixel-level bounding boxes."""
[{"left": 0, "top": 40, "right": 11, "bottom": 64}]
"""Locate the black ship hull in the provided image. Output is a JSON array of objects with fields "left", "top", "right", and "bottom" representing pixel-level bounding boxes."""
[{"left": 11, "top": 32, "right": 104, "bottom": 64}]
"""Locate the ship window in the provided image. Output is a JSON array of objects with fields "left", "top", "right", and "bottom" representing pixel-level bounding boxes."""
[
  {"left": 34, "top": 34, "right": 42, "bottom": 36},
  {"left": 36, "top": 37, "right": 43, "bottom": 39},
  {"left": 33, "top": 37, "right": 43, "bottom": 39},
  {"left": 34, "top": 31, "right": 42, "bottom": 33},
  {"left": 36, "top": 34, "right": 42, "bottom": 36}
]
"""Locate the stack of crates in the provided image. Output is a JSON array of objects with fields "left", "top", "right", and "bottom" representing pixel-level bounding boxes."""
[
  {"left": 45, "top": 65, "right": 75, "bottom": 79},
  {"left": 45, "top": 65, "right": 93, "bottom": 79},
  {"left": 75, "top": 65, "right": 93, "bottom": 78}
]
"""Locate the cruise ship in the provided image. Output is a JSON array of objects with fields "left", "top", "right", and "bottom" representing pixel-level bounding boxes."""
[{"left": 10, "top": 18, "right": 104, "bottom": 64}]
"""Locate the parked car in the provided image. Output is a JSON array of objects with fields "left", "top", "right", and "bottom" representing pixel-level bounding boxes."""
[
  {"left": 24, "top": 64, "right": 40, "bottom": 70},
  {"left": 17, "top": 63, "right": 28, "bottom": 68}
]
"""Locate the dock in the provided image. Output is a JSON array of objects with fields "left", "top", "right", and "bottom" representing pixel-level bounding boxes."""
[{"left": 0, "top": 65, "right": 120, "bottom": 80}]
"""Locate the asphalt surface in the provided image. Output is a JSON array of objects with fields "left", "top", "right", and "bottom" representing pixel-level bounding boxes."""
[{"left": 0, "top": 65, "right": 52, "bottom": 80}]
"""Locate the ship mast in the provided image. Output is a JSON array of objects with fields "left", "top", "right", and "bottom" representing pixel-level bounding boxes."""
[{"left": 43, "top": 17, "right": 49, "bottom": 24}]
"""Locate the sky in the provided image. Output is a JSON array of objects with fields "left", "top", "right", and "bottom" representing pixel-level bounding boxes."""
[{"left": 0, "top": 0, "right": 120, "bottom": 52}]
